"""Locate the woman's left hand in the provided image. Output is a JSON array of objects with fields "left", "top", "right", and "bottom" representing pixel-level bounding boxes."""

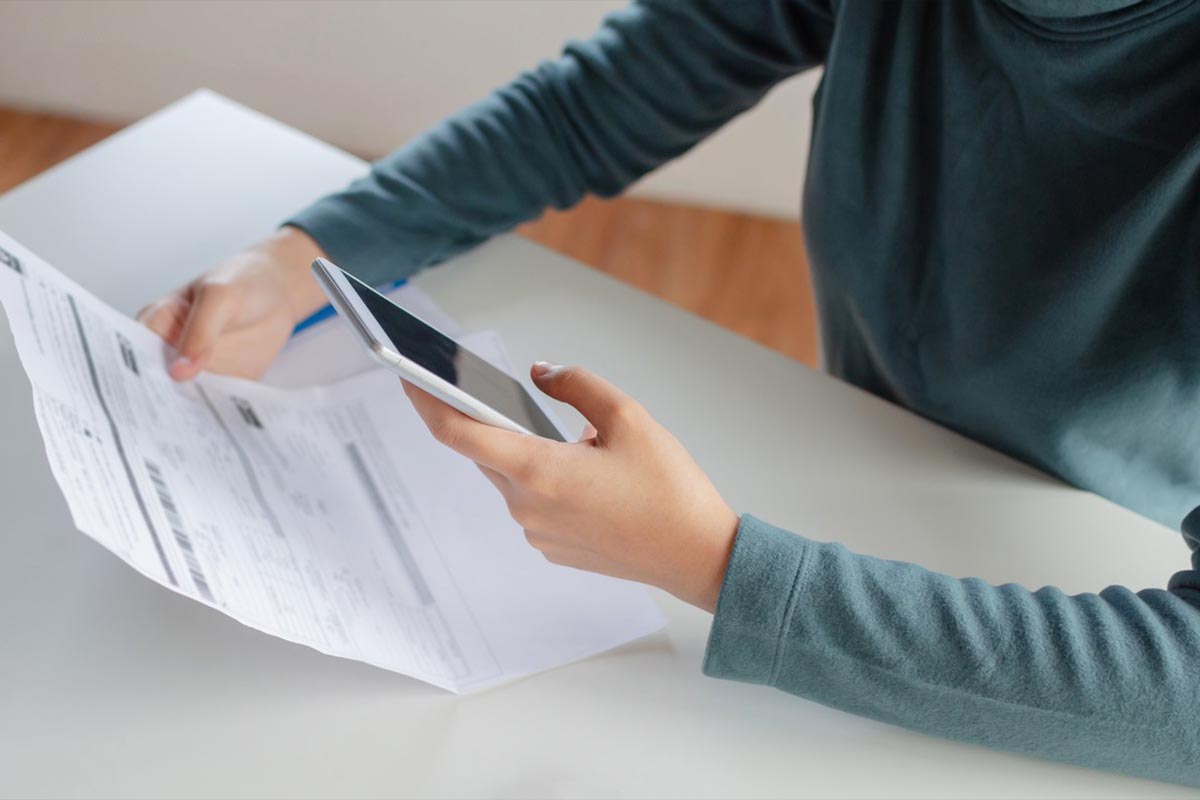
[{"left": 402, "top": 362, "right": 739, "bottom": 612}]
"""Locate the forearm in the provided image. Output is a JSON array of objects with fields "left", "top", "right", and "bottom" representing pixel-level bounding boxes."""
[
  {"left": 705, "top": 515, "right": 1200, "bottom": 786},
  {"left": 286, "top": 0, "right": 830, "bottom": 287}
]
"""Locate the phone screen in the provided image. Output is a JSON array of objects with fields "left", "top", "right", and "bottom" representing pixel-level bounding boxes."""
[{"left": 341, "top": 270, "right": 566, "bottom": 441}]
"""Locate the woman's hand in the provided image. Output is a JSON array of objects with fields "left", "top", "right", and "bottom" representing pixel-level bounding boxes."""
[
  {"left": 136, "top": 227, "right": 329, "bottom": 381},
  {"left": 403, "top": 362, "right": 740, "bottom": 612}
]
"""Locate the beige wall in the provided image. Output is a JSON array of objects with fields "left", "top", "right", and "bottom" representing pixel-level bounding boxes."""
[{"left": 0, "top": 0, "right": 820, "bottom": 218}]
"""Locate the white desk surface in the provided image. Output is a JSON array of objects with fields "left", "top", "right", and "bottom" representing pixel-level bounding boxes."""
[{"left": 0, "top": 91, "right": 1191, "bottom": 798}]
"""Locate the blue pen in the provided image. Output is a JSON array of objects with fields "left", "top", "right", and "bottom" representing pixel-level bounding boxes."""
[{"left": 291, "top": 278, "right": 408, "bottom": 335}]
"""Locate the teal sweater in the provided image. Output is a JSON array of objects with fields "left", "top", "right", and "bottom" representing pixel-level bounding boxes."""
[{"left": 287, "top": 0, "right": 1200, "bottom": 785}]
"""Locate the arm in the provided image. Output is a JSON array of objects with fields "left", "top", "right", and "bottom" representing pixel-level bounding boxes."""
[
  {"left": 705, "top": 514, "right": 1200, "bottom": 786},
  {"left": 401, "top": 362, "right": 1200, "bottom": 787},
  {"left": 285, "top": 0, "right": 833, "bottom": 287},
  {"left": 141, "top": 0, "right": 832, "bottom": 379}
]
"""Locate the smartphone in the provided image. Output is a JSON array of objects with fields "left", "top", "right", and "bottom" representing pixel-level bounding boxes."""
[{"left": 311, "top": 257, "right": 566, "bottom": 442}]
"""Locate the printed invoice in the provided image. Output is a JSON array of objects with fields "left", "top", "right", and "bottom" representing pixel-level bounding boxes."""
[{"left": 0, "top": 230, "right": 665, "bottom": 693}]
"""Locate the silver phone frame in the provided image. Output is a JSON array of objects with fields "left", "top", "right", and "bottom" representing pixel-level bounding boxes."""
[{"left": 311, "top": 257, "right": 543, "bottom": 438}]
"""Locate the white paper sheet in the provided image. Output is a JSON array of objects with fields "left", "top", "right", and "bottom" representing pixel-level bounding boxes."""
[{"left": 0, "top": 231, "right": 665, "bottom": 693}]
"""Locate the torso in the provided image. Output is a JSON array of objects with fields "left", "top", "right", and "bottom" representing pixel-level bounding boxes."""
[{"left": 802, "top": 0, "right": 1200, "bottom": 527}]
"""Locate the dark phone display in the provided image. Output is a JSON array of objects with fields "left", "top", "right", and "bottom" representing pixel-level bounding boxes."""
[{"left": 343, "top": 270, "right": 566, "bottom": 441}]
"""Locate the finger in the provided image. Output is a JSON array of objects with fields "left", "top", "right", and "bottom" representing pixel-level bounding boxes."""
[
  {"left": 138, "top": 296, "right": 190, "bottom": 345},
  {"left": 475, "top": 462, "right": 510, "bottom": 492},
  {"left": 402, "top": 379, "right": 551, "bottom": 477},
  {"left": 523, "top": 529, "right": 550, "bottom": 551},
  {"left": 578, "top": 423, "right": 598, "bottom": 443},
  {"left": 170, "top": 282, "right": 239, "bottom": 381},
  {"left": 135, "top": 301, "right": 157, "bottom": 325},
  {"left": 531, "top": 362, "right": 641, "bottom": 437}
]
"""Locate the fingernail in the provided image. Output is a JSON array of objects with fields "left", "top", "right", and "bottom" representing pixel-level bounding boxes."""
[
  {"left": 532, "top": 361, "right": 559, "bottom": 378},
  {"left": 170, "top": 355, "right": 192, "bottom": 374}
]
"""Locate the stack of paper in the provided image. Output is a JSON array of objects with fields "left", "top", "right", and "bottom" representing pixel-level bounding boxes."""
[{"left": 0, "top": 231, "right": 664, "bottom": 692}]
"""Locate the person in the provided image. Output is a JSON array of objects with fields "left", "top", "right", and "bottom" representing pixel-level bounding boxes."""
[{"left": 137, "top": 0, "right": 1200, "bottom": 786}]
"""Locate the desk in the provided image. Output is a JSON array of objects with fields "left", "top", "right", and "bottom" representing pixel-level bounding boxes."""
[{"left": 0, "top": 91, "right": 1189, "bottom": 798}]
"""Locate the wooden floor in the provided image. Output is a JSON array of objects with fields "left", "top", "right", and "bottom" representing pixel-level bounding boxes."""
[{"left": 0, "top": 107, "right": 818, "bottom": 366}]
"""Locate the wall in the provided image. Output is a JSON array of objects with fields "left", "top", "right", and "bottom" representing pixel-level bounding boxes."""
[{"left": 0, "top": 0, "right": 820, "bottom": 218}]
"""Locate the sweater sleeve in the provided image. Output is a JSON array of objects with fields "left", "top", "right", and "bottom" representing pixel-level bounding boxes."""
[
  {"left": 704, "top": 511, "right": 1200, "bottom": 787},
  {"left": 284, "top": 0, "right": 833, "bottom": 287}
]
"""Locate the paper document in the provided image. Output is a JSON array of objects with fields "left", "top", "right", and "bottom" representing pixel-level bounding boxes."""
[{"left": 0, "top": 231, "right": 665, "bottom": 692}]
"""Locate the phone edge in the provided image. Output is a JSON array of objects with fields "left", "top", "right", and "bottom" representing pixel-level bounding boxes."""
[{"left": 311, "top": 258, "right": 542, "bottom": 439}]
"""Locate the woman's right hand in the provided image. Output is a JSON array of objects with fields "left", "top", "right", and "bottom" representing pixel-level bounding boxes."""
[{"left": 137, "top": 227, "right": 329, "bottom": 381}]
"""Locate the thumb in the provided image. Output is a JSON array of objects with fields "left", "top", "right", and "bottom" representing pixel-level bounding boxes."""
[
  {"left": 170, "top": 282, "right": 238, "bottom": 381},
  {"left": 531, "top": 362, "right": 641, "bottom": 436}
]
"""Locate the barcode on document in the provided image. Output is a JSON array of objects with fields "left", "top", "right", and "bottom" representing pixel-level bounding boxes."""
[
  {"left": 144, "top": 459, "right": 215, "bottom": 603},
  {"left": 117, "top": 333, "right": 139, "bottom": 375}
]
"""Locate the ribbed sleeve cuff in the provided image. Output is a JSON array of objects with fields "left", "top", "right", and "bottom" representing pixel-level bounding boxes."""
[{"left": 702, "top": 514, "right": 815, "bottom": 686}]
